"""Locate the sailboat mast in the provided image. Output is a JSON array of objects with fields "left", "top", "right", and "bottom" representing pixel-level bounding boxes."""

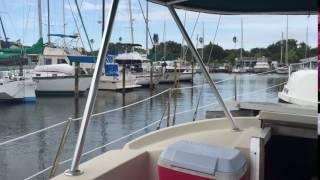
[
  {"left": 74, "top": 0, "right": 93, "bottom": 52},
  {"left": 280, "top": 32, "right": 283, "bottom": 64},
  {"left": 285, "top": 15, "right": 289, "bottom": 66},
  {"left": 305, "top": 16, "right": 309, "bottom": 58},
  {"left": 0, "top": 16, "right": 8, "bottom": 44},
  {"left": 145, "top": 0, "right": 148, "bottom": 55},
  {"left": 47, "top": 0, "right": 51, "bottom": 43},
  {"left": 63, "top": 0, "right": 66, "bottom": 46},
  {"left": 102, "top": 0, "right": 105, "bottom": 36},
  {"left": 180, "top": 11, "right": 186, "bottom": 60},
  {"left": 38, "top": 0, "right": 43, "bottom": 38},
  {"left": 163, "top": 21, "right": 166, "bottom": 59},
  {"left": 128, "top": 0, "right": 134, "bottom": 44},
  {"left": 202, "top": 22, "right": 204, "bottom": 59}
]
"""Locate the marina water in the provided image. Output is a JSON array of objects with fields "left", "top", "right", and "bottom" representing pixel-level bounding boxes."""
[{"left": 0, "top": 73, "right": 287, "bottom": 180}]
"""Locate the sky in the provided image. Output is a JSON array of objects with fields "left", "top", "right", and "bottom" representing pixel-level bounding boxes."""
[{"left": 0, "top": 0, "right": 317, "bottom": 51}]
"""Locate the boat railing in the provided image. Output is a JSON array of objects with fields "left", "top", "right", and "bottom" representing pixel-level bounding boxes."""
[
  {"left": 288, "top": 57, "right": 318, "bottom": 77},
  {"left": 20, "top": 78, "right": 286, "bottom": 180},
  {"left": 0, "top": 68, "right": 287, "bottom": 179}
]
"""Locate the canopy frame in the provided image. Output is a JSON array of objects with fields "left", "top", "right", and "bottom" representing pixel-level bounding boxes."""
[{"left": 64, "top": 0, "right": 317, "bottom": 176}]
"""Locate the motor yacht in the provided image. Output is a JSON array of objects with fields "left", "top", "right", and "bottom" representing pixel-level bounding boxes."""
[
  {"left": 98, "top": 55, "right": 141, "bottom": 90},
  {"left": 253, "top": 57, "right": 270, "bottom": 73}
]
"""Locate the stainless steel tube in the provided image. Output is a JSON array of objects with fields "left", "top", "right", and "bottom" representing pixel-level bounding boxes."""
[
  {"left": 167, "top": 6, "right": 239, "bottom": 130},
  {"left": 65, "top": 0, "right": 120, "bottom": 175}
]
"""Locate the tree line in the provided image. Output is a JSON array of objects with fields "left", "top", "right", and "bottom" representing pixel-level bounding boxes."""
[{"left": 91, "top": 38, "right": 316, "bottom": 65}]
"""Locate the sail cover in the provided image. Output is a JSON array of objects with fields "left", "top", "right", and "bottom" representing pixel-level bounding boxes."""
[{"left": 148, "top": 0, "right": 316, "bottom": 14}]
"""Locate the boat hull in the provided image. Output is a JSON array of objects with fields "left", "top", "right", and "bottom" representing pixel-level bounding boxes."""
[
  {"left": 99, "top": 76, "right": 141, "bottom": 90},
  {"left": 159, "top": 72, "right": 182, "bottom": 83},
  {"left": 135, "top": 74, "right": 161, "bottom": 86},
  {"left": 0, "top": 79, "right": 36, "bottom": 102},
  {"left": 33, "top": 76, "right": 92, "bottom": 95},
  {"left": 179, "top": 72, "right": 193, "bottom": 81}
]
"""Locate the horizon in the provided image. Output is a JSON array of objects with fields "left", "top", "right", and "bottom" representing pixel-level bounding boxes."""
[{"left": 0, "top": 0, "right": 317, "bottom": 51}]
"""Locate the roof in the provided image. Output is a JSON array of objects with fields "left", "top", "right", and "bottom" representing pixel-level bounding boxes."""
[
  {"left": 68, "top": 55, "right": 96, "bottom": 63},
  {"left": 148, "top": 0, "right": 316, "bottom": 15},
  {"left": 115, "top": 52, "right": 149, "bottom": 61}
]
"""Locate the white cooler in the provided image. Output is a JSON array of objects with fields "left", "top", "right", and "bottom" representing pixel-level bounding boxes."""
[{"left": 158, "top": 140, "right": 249, "bottom": 180}]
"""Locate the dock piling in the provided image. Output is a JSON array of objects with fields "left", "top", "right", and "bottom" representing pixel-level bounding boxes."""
[
  {"left": 234, "top": 76, "right": 237, "bottom": 101},
  {"left": 167, "top": 88, "right": 171, "bottom": 127},
  {"left": 74, "top": 62, "right": 80, "bottom": 98}
]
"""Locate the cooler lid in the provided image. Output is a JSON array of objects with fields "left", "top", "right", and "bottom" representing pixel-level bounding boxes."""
[{"left": 159, "top": 140, "right": 246, "bottom": 175}]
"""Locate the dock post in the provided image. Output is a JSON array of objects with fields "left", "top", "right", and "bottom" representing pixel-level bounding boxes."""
[
  {"left": 234, "top": 75, "right": 237, "bottom": 102},
  {"left": 167, "top": 88, "right": 171, "bottom": 127},
  {"left": 174, "top": 61, "right": 177, "bottom": 85},
  {"left": 74, "top": 62, "right": 80, "bottom": 98},
  {"left": 191, "top": 60, "right": 194, "bottom": 84},
  {"left": 122, "top": 65, "right": 126, "bottom": 94},
  {"left": 150, "top": 60, "right": 153, "bottom": 89}
]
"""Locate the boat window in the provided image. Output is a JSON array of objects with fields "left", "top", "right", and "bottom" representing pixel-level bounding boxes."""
[
  {"left": 57, "top": 59, "right": 67, "bottom": 64},
  {"left": 44, "top": 58, "right": 52, "bottom": 65}
]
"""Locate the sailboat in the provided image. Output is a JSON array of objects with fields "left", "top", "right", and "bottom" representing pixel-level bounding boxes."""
[
  {"left": 32, "top": 44, "right": 93, "bottom": 95},
  {"left": 276, "top": 16, "right": 289, "bottom": 74},
  {"left": 0, "top": 19, "right": 37, "bottom": 102},
  {"left": 32, "top": 0, "right": 94, "bottom": 95},
  {"left": 51, "top": 1, "right": 317, "bottom": 180},
  {"left": 232, "top": 18, "right": 247, "bottom": 73},
  {"left": 0, "top": 54, "right": 36, "bottom": 102}
]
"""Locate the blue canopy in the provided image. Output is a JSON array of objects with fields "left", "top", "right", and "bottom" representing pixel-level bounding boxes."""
[
  {"left": 68, "top": 55, "right": 96, "bottom": 63},
  {"left": 48, "top": 34, "right": 79, "bottom": 39},
  {"left": 149, "top": 0, "right": 316, "bottom": 15}
]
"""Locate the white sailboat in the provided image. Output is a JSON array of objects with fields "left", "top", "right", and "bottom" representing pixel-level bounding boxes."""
[
  {"left": 0, "top": 70, "right": 36, "bottom": 102},
  {"left": 276, "top": 17, "right": 289, "bottom": 74},
  {"left": 155, "top": 61, "right": 184, "bottom": 83},
  {"left": 32, "top": 47, "right": 93, "bottom": 95}
]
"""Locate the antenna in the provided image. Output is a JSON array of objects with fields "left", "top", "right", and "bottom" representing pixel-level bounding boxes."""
[
  {"left": 280, "top": 32, "right": 283, "bottom": 64},
  {"left": 47, "top": 0, "right": 51, "bottom": 43},
  {"left": 38, "top": 0, "right": 43, "bottom": 39},
  {"left": 163, "top": 21, "right": 167, "bottom": 60},
  {"left": 128, "top": 0, "right": 134, "bottom": 44},
  {"left": 305, "top": 15, "right": 310, "bottom": 58}
]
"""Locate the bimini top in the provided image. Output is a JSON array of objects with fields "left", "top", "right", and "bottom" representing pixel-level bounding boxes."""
[{"left": 148, "top": 0, "right": 316, "bottom": 15}]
